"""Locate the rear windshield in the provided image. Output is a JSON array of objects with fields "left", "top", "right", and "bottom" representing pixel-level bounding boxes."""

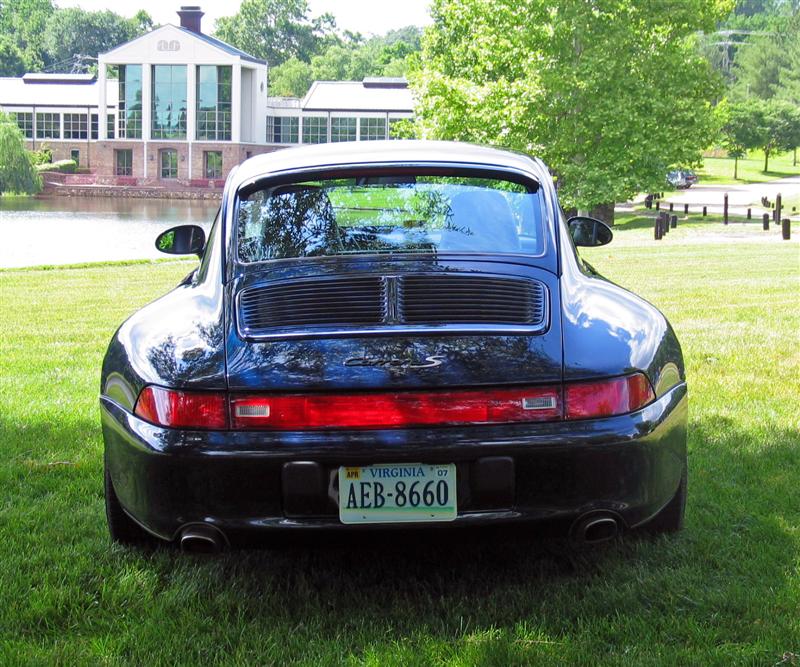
[{"left": 236, "top": 172, "right": 546, "bottom": 263}]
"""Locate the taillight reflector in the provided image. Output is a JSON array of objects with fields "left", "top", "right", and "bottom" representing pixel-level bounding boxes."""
[
  {"left": 564, "top": 373, "right": 655, "bottom": 420},
  {"left": 230, "top": 386, "right": 561, "bottom": 430},
  {"left": 134, "top": 386, "right": 228, "bottom": 429},
  {"left": 131, "top": 373, "right": 654, "bottom": 430}
]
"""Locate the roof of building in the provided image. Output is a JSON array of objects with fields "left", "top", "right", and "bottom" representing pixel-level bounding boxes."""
[
  {"left": 22, "top": 73, "right": 96, "bottom": 84},
  {"left": 301, "top": 79, "right": 414, "bottom": 112},
  {"left": 0, "top": 77, "right": 118, "bottom": 108},
  {"left": 173, "top": 25, "right": 267, "bottom": 65},
  {"left": 232, "top": 140, "right": 543, "bottom": 188}
]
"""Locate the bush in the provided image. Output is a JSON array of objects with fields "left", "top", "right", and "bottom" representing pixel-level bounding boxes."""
[
  {"left": 28, "top": 147, "right": 53, "bottom": 166},
  {"left": 35, "top": 159, "right": 77, "bottom": 174}
]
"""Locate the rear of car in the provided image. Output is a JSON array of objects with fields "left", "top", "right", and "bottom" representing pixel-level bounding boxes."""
[{"left": 101, "top": 142, "right": 687, "bottom": 551}]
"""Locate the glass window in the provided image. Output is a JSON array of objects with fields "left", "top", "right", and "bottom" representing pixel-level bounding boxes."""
[
  {"left": 115, "top": 149, "right": 132, "bottom": 176},
  {"left": 12, "top": 112, "right": 33, "bottom": 138},
  {"left": 152, "top": 65, "right": 187, "bottom": 139},
  {"left": 196, "top": 65, "right": 232, "bottom": 141},
  {"left": 204, "top": 151, "right": 223, "bottom": 179},
  {"left": 266, "top": 116, "right": 299, "bottom": 144},
  {"left": 107, "top": 114, "right": 115, "bottom": 139},
  {"left": 360, "top": 117, "right": 386, "bottom": 141},
  {"left": 70, "top": 149, "right": 80, "bottom": 166},
  {"left": 36, "top": 112, "right": 60, "bottom": 139},
  {"left": 331, "top": 117, "right": 356, "bottom": 142},
  {"left": 302, "top": 116, "right": 327, "bottom": 144},
  {"left": 236, "top": 171, "right": 545, "bottom": 263},
  {"left": 160, "top": 149, "right": 178, "bottom": 179},
  {"left": 90, "top": 114, "right": 98, "bottom": 139},
  {"left": 64, "top": 113, "right": 88, "bottom": 139},
  {"left": 119, "top": 65, "right": 143, "bottom": 139}
]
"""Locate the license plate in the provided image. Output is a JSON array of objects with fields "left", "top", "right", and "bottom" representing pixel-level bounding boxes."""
[{"left": 338, "top": 463, "right": 457, "bottom": 524}]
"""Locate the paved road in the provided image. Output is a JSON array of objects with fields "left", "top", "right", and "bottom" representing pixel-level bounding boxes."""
[{"left": 652, "top": 175, "right": 800, "bottom": 219}]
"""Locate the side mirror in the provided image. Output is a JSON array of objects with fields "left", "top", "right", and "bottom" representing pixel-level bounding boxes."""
[
  {"left": 567, "top": 216, "right": 613, "bottom": 247},
  {"left": 155, "top": 225, "right": 206, "bottom": 257}
]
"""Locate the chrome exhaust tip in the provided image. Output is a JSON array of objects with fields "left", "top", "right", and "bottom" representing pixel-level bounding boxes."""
[
  {"left": 570, "top": 512, "right": 621, "bottom": 546},
  {"left": 179, "top": 524, "right": 226, "bottom": 554}
]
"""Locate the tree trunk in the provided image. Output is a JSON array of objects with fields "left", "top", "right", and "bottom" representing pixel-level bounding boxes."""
[
  {"left": 734, "top": 156, "right": 738, "bottom": 180},
  {"left": 794, "top": 147, "right": 797, "bottom": 167},
  {"left": 764, "top": 149, "right": 769, "bottom": 173},
  {"left": 589, "top": 202, "right": 615, "bottom": 226}
]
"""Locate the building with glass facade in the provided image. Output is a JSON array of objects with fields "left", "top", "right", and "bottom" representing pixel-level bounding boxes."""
[{"left": 0, "top": 7, "right": 414, "bottom": 187}]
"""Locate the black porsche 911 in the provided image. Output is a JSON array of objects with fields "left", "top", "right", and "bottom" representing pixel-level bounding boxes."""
[{"left": 100, "top": 141, "right": 687, "bottom": 552}]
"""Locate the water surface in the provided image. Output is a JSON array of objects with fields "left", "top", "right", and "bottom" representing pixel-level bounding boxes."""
[{"left": 0, "top": 196, "right": 219, "bottom": 268}]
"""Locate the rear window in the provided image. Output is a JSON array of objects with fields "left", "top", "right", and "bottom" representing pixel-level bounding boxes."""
[{"left": 236, "top": 172, "right": 546, "bottom": 263}]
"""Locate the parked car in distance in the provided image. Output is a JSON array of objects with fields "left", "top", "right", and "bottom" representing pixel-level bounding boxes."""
[
  {"left": 100, "top": 141, "right": 688, "bottom": 553},
  {"left": 667, "top": 169, "right": 698, "bottom": 189}
]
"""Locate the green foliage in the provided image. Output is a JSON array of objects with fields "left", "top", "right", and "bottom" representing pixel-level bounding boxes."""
[
  {"left": 268, "top": 26, "right": 423, "bottom": 96},
  {"left": 0, "top": 35, "right": 26, "bottom": 76},
  {"left": 0, "top": 0, "right": 55, "bottom": 71},
  {"left": 411, "top": 0, "right": 732, "bottom": 210},
  {"left": 214, "top": 0, "right": 337, "bottom": 67},
  {"left": 27, "top": 146, "right": 52, "bottom": 166},
  {"left": 35, "top": 159, "right": 77, "bottom": 174},
  {"left": 43, "top": 8, "right": 152, "bottom": 72},
  {"left": 268, "top": 57, "right": 313, "bottom": 97},
  {"left": 0, "top": 113, "right": 41, "bottom": 195}
]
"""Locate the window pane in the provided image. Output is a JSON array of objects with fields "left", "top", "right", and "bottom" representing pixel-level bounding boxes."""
[
  {"left": 160, "top": 149, "right": 178, "bottom": 178},
  {"left": 35, "top": 113, "right": 60, "bottom": 139},
  {"left": 237, "top": 173, "right": 544, "bottom": 263},
  {"left": 119, "top": 65, "right": 143, "bottom": 139},
  {"left": 302, "top": 116, "right": 327, "bottom": 144},
  {"left": 331, "top": 117, "right": 356, "bottom": 142},
  {"left": 204, "top": 151, "right": 223, "bottom": 178},
  {"left": 196, "top": 65, "right": 231, "bottom": 141},
  {"left": 114, "top": 149, "right": 132, "bottom": 176},
  {"left": 360, "top": 117, "right": 386, "bottom": 141},
  {"left": 152, "top": 65, "right": 187, "bottom": 139}
]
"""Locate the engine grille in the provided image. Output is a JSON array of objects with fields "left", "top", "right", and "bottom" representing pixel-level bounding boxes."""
[
  {"left": 238, "top": 274, "right": 547, "bottom": 336},
  {"left": 399, "top": 275, "right": 545, "bottom": 325}
]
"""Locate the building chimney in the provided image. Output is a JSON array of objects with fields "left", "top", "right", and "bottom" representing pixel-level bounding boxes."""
[{"left": 177, "top": 6, "right": 204, "bottom": 34}]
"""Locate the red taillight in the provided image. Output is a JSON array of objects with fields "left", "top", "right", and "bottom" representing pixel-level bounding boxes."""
[
  {"left": 564, "top": 373, "right": 655, "bottom": 420},
  {"left": 230, "top": 386, "right": 561, "bottom": 430},
  {"left": 134, "top": 386, "right": 228, "bottom": 429},
  {"left": 132, "top": 373, "right": 654, "bottom": 431}
]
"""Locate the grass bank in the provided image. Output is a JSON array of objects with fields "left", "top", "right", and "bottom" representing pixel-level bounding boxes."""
[
  {"left": 1, "top": 229, "right": 798, "bottom": 664},
  {"left": 699, "top": 150, "right": 800, "bottom": 185}
]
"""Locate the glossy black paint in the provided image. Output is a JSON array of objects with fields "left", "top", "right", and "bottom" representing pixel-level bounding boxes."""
[{"left": 100, "top": 140, "right": 687, "bottom": 545}]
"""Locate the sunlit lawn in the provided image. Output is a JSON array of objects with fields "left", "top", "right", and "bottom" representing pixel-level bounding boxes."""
[
  {"left": 1, "top": 221, "right": 798, "bottom": 664},
  {"left": 698, "top": 150, "right": 800, "bottom": 185}
]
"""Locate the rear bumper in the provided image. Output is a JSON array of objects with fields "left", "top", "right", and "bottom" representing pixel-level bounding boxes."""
[{"left": 101, "top": 384, "right": 687, "bottom": 543}]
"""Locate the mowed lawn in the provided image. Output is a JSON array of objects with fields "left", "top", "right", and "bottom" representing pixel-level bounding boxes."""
[{"left": 1, "top": 222, "right": 798, "bottom": 665}]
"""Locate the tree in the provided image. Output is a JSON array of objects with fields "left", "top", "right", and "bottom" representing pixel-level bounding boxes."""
[
  {"left": 269, "top": 57, "right": 313, "bottom": 96},
  {"left": 0, "top": 113, "right": 41, "bottom": 195},
  {"left": 0, "top": 0, "right": 55, "bottom": 71},
  {"left": 721, "top": 102, "right": 764, "bottom": 177},
  {"left": 410, "top": 0, "right": 731, "bottom": 218},
  {"left": 214, "top": 0, "right": 337, "bottom": 66},
  {"left": 0, "top": 35, "right": 26, "bottom": 76},
  {"left": 43, "top": 8, "right": 152, "bottom": 72},
  {"left": 759, "top": 100, "right": 800, "bottom": 171}
]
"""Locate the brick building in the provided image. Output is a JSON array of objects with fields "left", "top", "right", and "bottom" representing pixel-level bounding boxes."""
[{"left": 0, "top": 6, "right": 414, "bottom": 188}]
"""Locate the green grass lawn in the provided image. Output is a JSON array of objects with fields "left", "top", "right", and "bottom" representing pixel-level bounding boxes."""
[
  {"left": 698, "top": 150, "right": 800, "bottom": 185},
  {"left": 1, "top": 225, "right": 799, "bottom": 664}
]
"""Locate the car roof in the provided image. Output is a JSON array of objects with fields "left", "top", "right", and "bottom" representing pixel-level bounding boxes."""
[{"left": 232, "top": 140, "right": 546, "bottom": 188}]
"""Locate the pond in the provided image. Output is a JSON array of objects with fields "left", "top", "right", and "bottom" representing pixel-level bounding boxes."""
[{"left": 0, "top": 196, "right": 219, "bottom": 268}]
